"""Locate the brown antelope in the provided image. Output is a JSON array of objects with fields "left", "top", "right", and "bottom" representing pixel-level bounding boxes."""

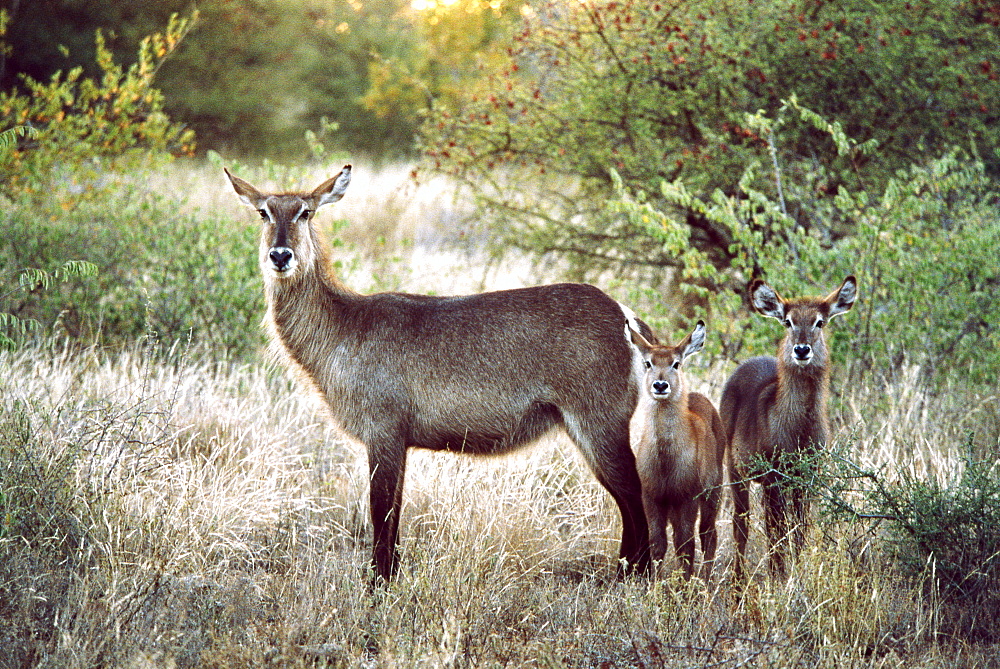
[
  {"left": 225, "top": 165, "right": 654, "bottom": 584},
  {"left": 629, "top": 321, "right": 726, "bottom": 580},
  {"left": 721, "top": 276, "right": 857, "bottom": 578}
]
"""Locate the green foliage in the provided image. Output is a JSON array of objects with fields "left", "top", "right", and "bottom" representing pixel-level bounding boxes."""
[
  {"left": 1, "top": 175, "right": 265, "bottom": 356},
  {"left": 421, "top": 0, "right": 1000, "bottom": 271},
  {"left": 0, "top": 11, "right": 197, "bottom": 191},
  {"left": 0, "top": 261, "right": 98, "bottom": 351},
  {"left": 0, "top": 12, "right": 268, "bottom": 357},
  {"left": 153, "top": 0, "right": 403, "bottom": 157},
  {"left": 361, "top": 0, "right": 523, "bottom": 139},
  {"left": 812, "top": 439, "right": 1000, "bottom": 639},
  {"left": 828, "top": 152, "right": 1000, "bottom": 385},
  {"left": 0, "top": 122, "right": 36, "bottom": 157}
]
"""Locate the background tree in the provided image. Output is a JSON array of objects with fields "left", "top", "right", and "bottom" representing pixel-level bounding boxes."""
[
  {"left": 421, "top": 0, "right": 1000, "bottom": 278},
  {"left": 361, "top": 0, "right": 523, "bottom": 142},
  {"left": 1, "top": 0, "right": 522, "bottom": 158}
]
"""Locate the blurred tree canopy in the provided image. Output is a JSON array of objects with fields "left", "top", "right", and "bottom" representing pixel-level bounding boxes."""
[
  {"left": 421, "top": 0, "right": 999, "bottom": 273},
  {"left": 0, "top": 0, "right": 523, "bottom": 159}
]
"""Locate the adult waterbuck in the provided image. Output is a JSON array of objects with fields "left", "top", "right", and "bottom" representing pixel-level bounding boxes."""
[
  {"left": 721, "top": 276, "right": 857, "bottom": 578},
  {"left": 629, "top": 321, "right": 726, "bottom": 580},
  {"left": 225, "top": 165, "right": 652, "bottom": 584}
]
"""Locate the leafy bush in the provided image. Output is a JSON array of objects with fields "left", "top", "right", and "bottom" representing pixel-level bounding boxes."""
[
  {"left": 0, "top": 11, "right": 197, "bottom": 191},
  {"left": 1, "top": 173, "right": 265, "bottom": 356},
  {"left": 813, "top": 440, "right": 1000, "bottom": 640},
  {"left": 0, "top": 11, "right": 270, "bottom": 357},
  {"left": 0, "top": 261, "right": 98, "bottom": 350},
  {"left": 422, "top": 0, "right": 1000, "bottom": 268}
]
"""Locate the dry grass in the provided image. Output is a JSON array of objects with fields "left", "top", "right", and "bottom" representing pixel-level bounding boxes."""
[
  {"left": 1, "top": 336, "right": 996, "bottom": 667},
  {"left": 2, "top": 161, "right": 998, "bottom": 668}
]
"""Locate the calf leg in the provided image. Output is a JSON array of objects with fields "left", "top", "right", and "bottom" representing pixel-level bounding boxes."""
[
  {"left": 698, "top": 489, "right": 720, "bottom": 581},
  {"left": 670, "top": 504, "right": 698, "bottom": 580},
  {"left": 790, "top": 486, "right": 810, "bottom": 559},
  {"left": 731, "top": 476, "right": 751, "bottom": 580},
  {"left": 644, "top": 499, "right": 669, "bottom": 565},
  {"left": 763, "top": 482, "right": 788, "bottom": 576}
]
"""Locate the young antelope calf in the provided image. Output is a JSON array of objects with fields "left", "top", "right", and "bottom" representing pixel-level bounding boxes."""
[
  {"left": 722, "top": 276, "right": 857, "bottom": 578},
  {"left": 629, "top": 321, "right": 726, "bottom": 580}
]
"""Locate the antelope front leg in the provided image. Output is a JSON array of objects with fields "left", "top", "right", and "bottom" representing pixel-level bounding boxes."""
[
  {"left": 586, "top": 427, "right": 651, "bottom": 576},
  {"left": 368, "top": 442, "right": 407, "bottom": 586}
]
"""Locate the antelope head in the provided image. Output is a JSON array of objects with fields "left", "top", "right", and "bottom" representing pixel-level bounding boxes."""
[
  {"left": 225, "top": 165, "right": 352, "bottom": 281},
  {"left": 629, "top": 321, "right": 706, "bottom": 402},
  {"left": 750, "top": 275, "right": 857, "bottom": 370}
]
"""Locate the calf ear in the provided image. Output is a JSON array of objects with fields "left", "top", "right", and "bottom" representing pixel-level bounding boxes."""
[
  {"left": 749, "top": 280, "right": 786, "bottom": 321},
  {"left": 680, "top": 320, "right": 707, "bottom": 361},
  {"left": 224, "top": 168, "right": 266, "bottom": 209},
  {"left": 628, "top": 325, "right": 654, "bottom": 355},
  {"left": 311, "top": 164, "right": 352, "bottom": 208},
  {"left": 827, "top": 275, "right": 858, "bottom": 319}
]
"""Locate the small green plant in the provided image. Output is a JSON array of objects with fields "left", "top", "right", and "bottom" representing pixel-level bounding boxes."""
[
  {"left": 804, "top": 437, "right": 1000, "bottom": 639},
  {"left": 0, "top": 261, "right": 98, "bottom": 350}
]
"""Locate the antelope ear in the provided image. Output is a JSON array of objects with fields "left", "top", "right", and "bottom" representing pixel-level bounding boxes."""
[
  {"left": 827, "top": 275, "right": 858, "bottom": 318},
  {"left": 311, "top": 164, "right": 352, "bottom": 208},
  {"left": 750, "top": 280, "right": 786, "bottom": 320},
  {"left": 224, "top": 168, "right": 266, "bottom": 209},
  {"left": 680, "top": 320, "right": 707, "bottom": 361},
  {"left": 628, "top": 325, "right": 655, "bottom": 355}
]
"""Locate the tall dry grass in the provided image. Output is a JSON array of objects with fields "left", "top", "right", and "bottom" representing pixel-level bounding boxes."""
[
  {"left": 1, "top": 337, "right": 995, "bottom": 667},
  {"left": 2, "top": 160, "right": 997, "bottom": 667}
]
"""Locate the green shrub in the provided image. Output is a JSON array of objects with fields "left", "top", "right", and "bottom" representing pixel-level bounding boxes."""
[
  {"left": 0, "top": 11, "right": 197, "bottom": 191},
  {"left": 1, "top": 178, "right": 264, "bottom": 356},
  {"left": 809, "top": 439, "right": 1000, "bottom": 640},
  {"left": 0, "top": 11, "right": 272, "bottom": 358},
  {"left": 422, "top": 0, "right": 1000, "bottom": 269}
]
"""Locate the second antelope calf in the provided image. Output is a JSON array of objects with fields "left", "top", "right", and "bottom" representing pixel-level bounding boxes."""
[
  {"left": 629, "top": 321, "right": 726, "bottom": 580},
  {"left": 722, "top": 276, "right": 857, "bottom": 578}
]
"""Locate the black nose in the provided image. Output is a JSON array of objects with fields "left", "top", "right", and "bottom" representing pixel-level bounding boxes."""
[
  {"left": 269, "top": 247, "right": 293, "bottom": 270},
  {"left": 794, "top": 344, "right": 812, "bottom": 359},
  {"left": 652, "top": 380, "right": 669, "bottom": 394}
]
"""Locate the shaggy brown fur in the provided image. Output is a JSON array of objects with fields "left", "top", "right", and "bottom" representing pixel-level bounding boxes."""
[
  {"left": 226, "top": 166, "right": 654, "bottom": 584},
  {"left": 721, "top": 276, "right": 857, "bottom": 578}
]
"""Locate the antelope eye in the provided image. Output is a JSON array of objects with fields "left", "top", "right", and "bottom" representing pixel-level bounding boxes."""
[
  {"left": 783, "top": 318, "right": 792, "bottom": 328},
  {"left": 816, "top": 319, "right": 826, "bottom": 328},
  {"left": 644, "top": 360, "right": 652, "bottom": 369},
  {"left": 671, "top": 360, "right": 680, "bottom": 370},
  {"left": 299, "top": 209, "right": 312, "bottom": 221},
  {"left": 257, "top": 209, "right": 268, "bottom": 220}
]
